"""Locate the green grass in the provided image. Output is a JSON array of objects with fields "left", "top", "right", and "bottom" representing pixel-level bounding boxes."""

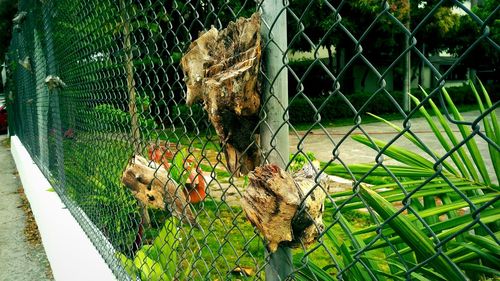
[
  {"left": 183, "top": 200, "right": 264, "bottom": 279},
  {"left": 1, "top": 136, "right": 10, "bottom": 148},
  {"left": 150, "top": 128, "right": 221, "bottom": 151},
  {"left": 144, "top": 200, "right": 265, "bottom": 280},
  {"left": 142, "top": 199, "right": 378, "bottom": 280}
]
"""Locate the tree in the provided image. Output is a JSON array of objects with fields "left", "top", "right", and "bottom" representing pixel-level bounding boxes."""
[
  {"left": 286, "top": 0, "right": 462, "bottom": 93},
  {"left": 447, "top": 0, "right": 499, "bottom": 78},
  {"left": 0, "top": 0, "right": 18, "bottom": 92}
]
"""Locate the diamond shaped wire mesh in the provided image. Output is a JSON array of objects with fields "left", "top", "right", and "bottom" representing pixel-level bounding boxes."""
[{"left": 4, "top": 0, "right": 499, "bottom": 280}]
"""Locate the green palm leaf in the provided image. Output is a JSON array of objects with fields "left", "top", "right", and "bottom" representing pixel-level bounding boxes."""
[
  {"left": 358, "top": 185, "right": 467, "bottom": 280},
  {"left": 441, "top": 87, "right": 491, "bottom": 185},
  {"left": 321, "top": 80, "right": 498, "bottom": 280},
  {"left": 470, "top": 80, "right": 500, "bottom": 182},
  {"left": 420, "top": 88, "right": 481, "bottom": 182}
]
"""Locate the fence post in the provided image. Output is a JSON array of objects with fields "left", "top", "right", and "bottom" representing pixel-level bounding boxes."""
[
  {"left": 260, "top": 0, "right": 292, "bottom": 280},
  {"left": 34, "top": 29, "right": 49, "bottom": 171},
  {"left": 402, "top": 0, "right": 411, "bottom": 112},
  {"left": 42, "top": 0, "right": 66, "bottom": 187},
  {"left": 119, "top": 0, "right": 141, "bottom": 155}
]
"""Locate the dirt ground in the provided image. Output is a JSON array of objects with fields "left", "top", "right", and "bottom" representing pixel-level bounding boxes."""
[{"left": 0, "top": 135, "right": 53, "bottom": 281}]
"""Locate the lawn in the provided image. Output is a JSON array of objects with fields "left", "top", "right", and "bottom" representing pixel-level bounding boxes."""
[{"left": 142, "top": 198, "right": 378, "bottom": 280}]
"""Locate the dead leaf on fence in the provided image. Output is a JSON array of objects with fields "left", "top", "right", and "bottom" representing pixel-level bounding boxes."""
[
  {"left": 180, "top": 12, "right": 262, "bottom": 176},
  {"left": 121, "top": 155, "right": 197, "bottom": 226},
  {"left": 241, "top": 164, "right": 326, "bottom": 252}
]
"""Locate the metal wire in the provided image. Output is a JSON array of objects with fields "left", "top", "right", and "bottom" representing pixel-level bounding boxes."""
[{"left": 5, "top": 0, "right": 499, "bottom": 280}]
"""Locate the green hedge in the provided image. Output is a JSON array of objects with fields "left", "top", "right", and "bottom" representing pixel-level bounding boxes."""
[
  {"left": 171, "top": 84, "right": 489, "bottom": 126},
  {"left": 81, "top": 104, "right": 157, "bottom": 133},
  {"left": 171, "top": 103, "right": 209, "bottom": 129},
  {"left": 288, "top": 59, "right": 335, "bottom": 98},
  {"left": 288, "top": 91, "right": 403, "bottom": 124},
  {"left": 166, "top": 59, "right": 497, "bottom": 126},
  {"left": 288, "top": 84, "right": 492, "bottom": 124},
  {"left": 286, "top": 59, "right": 489, "bottom": 123}
]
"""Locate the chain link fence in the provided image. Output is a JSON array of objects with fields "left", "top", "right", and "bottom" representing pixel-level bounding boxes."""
[{"left": 5, "top": 0, "right": 499, "bottom": 280}]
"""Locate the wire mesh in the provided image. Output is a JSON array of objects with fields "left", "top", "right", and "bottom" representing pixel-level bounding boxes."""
[{"left": 5, "top": 0, "right": 499, "bottom": 280}]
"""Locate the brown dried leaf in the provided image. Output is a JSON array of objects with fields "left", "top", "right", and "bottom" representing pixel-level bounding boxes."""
[
  {"left": 241, "top": 164, "right": 326, "bottom": 252},
  {"left": 121, "top": 155, "right": 196, "bottom": 226},
  {"left": 181, "top": 13, "right": 262, "bottom": 175}
]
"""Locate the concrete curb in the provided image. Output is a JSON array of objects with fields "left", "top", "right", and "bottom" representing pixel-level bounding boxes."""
[{"left": 10, "top": 136, "right": 117, "bottom": 281}]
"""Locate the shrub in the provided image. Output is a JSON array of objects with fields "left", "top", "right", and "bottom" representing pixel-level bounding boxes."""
[
  {"left": 288, "top": 59, "right": 335, "bottom": 98},
  {"left": 171, "top": 103, "right": 209, "bottom": 130},
  {"left": 83, "top": 103, "right": 157, "bottom": 133},
  {"left": 168, "top": 85, "right": 485, "bottom": 127},
  {"left": 286, "top": 59, "right": 493, "bottom": 124},
  {"left": 288, "top": 91, "right": 405, "bottom": 124},
  {"left": 287, "top": 83, "right": 495, "bottom": 125}
]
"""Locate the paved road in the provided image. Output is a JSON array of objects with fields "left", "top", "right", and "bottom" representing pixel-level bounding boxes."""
[
  {"left": 0, "top": 135, "right": 53, "bottom": 281},
  {"left": 290, "top": 110, "right": 498, "bottom": 183}
]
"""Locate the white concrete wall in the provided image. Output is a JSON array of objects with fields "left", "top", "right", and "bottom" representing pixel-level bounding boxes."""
[{"left": 10, "top": 136, "right": 118, "bottom": 281}]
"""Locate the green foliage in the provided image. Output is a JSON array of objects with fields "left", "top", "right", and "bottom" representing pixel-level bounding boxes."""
[
  {"left": 0, "top": 0, "right": 17, "bottom": 66},
  {"left": 84, "top": 102, "right": 157, "bottom": 133},
  {"left": 171, "top": 103, "right": 208, "bottom": 130},
  {"left": 169, "top": 148, "right": 190, "bottom": 186},
  {"left": 359, "top": 185, "right": 467, "bottom": 280},
  {"left": 144, "top": 200, "right": 263, "bottom": 280},
  {"left": 118, "top": 218, "right": 190, "bottom": 281},
  {"left": 288, "top": 83, "right": 489, "bottom": 124},
  {"left": 448, "top": 0, "right": 500, "bottom": 68},
  {"left": 287, "top": 59, "right": 338, "bottom": 98},
  {"left": 289, "top": 151, "right": 317, "bottom": 172},
  {"left": 287, "top": 0, "right": 460, "bottom": 60},
  {"left": 63, "top": 136, "right": 139, "bottom": 254},
  {"left": 320, "top": 80, "right": 499, "bottom": 280},
  {"left": 289, "top": 91, "right": 406, "bottom": 124},
  {"left": 293, "top": 254, "right": 336, "bottom": 281},
  {"left": 93, "top": 104, "right": 129, "bottom": 128}
]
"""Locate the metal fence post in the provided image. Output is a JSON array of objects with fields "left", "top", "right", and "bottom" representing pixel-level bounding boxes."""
[
  {"left": 34, "top": 29, "right": 49, "bottom": 171},
  {"left": 42, "top": 0, "right": 66, "bottom": 187},
  {"left": 260, "top": 0, "right": 292, "bottom": 280},
  {"left": 402, "top": 0, "right": 411, "bottom": 112}
]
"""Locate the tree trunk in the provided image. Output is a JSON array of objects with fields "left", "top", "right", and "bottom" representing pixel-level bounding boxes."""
[
  {"left": 327, "top": 44, "right": 334, "bottom": 71},
  {"left": 361, "top": 67, "right": 370, "bottom": 92},
  {"left": 402, "top": 0, "right": 411, "bottom": 112},
  {"left": 120, "top": 1, "right": 148, "bottom": 226},
  {"left": 121, "top": 3, "right": 141, "bottom": 154}
]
